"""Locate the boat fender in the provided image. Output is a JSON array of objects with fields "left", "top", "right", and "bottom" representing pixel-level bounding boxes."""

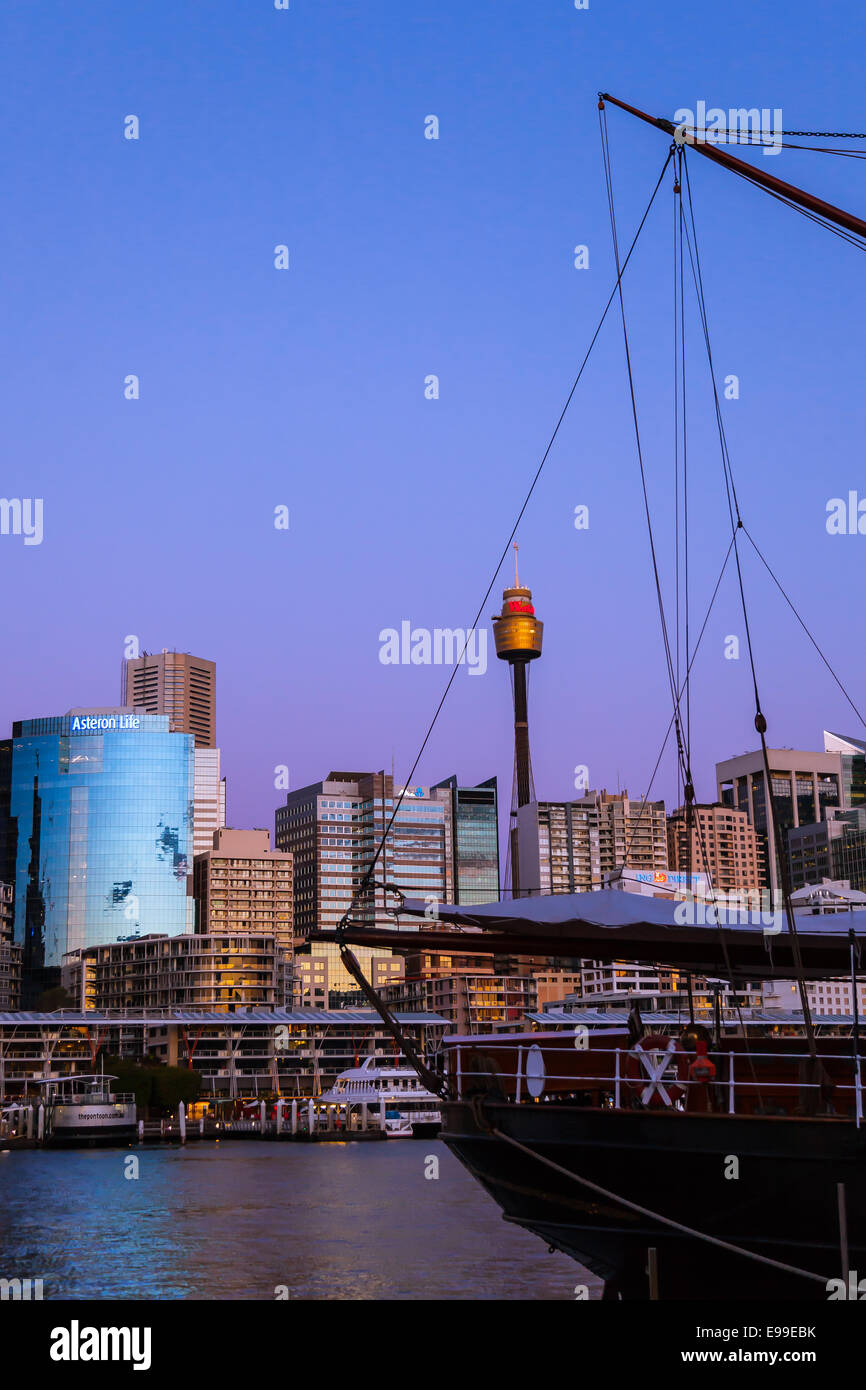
[{"left": 688, "top": 1040, "right": 717, "bottom": 1083}]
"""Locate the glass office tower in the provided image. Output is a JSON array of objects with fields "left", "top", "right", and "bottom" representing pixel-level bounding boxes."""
[
  {"left": 435, "top": 776, "right": 500, "bottom": 904},
  {"left": 0, "top": 710, "right": 194, "bottom": 989}
]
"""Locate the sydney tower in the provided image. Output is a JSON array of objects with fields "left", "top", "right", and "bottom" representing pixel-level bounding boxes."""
[{"left": 492, "top": 545, "right": 544, "bottom": 896}]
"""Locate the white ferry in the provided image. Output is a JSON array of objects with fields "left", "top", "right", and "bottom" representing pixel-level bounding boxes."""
[
  {"left": 36, "top": 1074, "right": 137, "bottom": 1146},
  {"left": 318, "top": 1057, "right": 442, "bottom": 1138}
]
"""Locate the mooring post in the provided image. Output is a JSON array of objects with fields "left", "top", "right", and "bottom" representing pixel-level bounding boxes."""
[
  {"left": 647, "top": 1247, "right": 659, "bottom": 1300},
  {"left": 838, "top": 1182, "right": 850, "bottom": 1287}
]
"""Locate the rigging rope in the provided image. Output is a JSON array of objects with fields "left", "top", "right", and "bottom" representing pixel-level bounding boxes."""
[
  {"left": 742, "top": 525, "right": 866, "bottom": 732},
  {"left": 599, "top": 106, "right": 688, "bottom": 789},
  {"left": 334, "top": 147, "right": 674, "bottom": 944},
  {"left": 489, "top": 1125, "right": 829, "bottom": 1287},
  {"left": 680, "top": 153, "right": 819, "bottom": 1056}
]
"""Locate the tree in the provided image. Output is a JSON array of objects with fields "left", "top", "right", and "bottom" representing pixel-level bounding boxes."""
[{"left": 37, "top": 985, "right": 74, "bottom": 1011}]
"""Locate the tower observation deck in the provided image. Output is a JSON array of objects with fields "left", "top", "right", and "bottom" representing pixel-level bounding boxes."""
[{"left": 492, "top": 545, "right": 543, "bottom": 811}]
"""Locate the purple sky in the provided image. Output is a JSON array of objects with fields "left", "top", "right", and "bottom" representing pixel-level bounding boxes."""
[{"left": 2, "top": 1, "right": 865, "bottom": 853}]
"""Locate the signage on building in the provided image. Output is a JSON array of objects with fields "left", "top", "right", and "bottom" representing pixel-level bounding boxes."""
[{"left": 70, "top": 715, "right": 141, "bottom": 733}]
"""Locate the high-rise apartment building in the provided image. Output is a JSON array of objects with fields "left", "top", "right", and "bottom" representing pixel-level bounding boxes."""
[
  {"left": 382, "top": 972, "right": 538, "bottom": 1034},
  {"left": 716, "top": 747, "right": 844, "bottom": 890},
  {"left": 62, "top": 932, "right": 289, "bottom": 1013},
  {"left": 515, "top": 790, "right": 668, "bottom": 897},
  {"left": 667, "top": 803, "right": 764, "bottom": 894},
  {"left": 193, "top": 828, "right": 293, "bottom": 960},
  {"left": 0, "top": 710, "right": 195, "bottom": 1000}
]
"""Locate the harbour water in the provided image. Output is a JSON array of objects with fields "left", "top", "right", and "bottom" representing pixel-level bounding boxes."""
[{"left": 0, "top": 1141, "right": 598, "bottom": 1300}]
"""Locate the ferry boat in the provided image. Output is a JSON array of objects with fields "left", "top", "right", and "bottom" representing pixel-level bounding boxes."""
[
  {"left": 36, "top": 1074, "right": 137, "bottom": 1147},
  {"left": 318, "top": 1057, "right": 442, "bottom": 1138}
]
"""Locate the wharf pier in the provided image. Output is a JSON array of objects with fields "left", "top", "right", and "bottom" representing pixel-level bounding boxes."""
[
  {"left": 137, "top": 1120, "right": 386, "bottom": 1144},
  {"left": 1, "top": 1098, "right": 412, "bottom": 1147}
]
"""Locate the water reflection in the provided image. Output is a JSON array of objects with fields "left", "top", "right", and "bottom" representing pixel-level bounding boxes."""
[{"left": 0, "top": 1142, "right": 598, "bottom": 1300}]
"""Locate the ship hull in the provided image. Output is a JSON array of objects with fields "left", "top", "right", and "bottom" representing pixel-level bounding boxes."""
[{"left": 441, "top": 1100, "right": 866, "bottom": 1300}]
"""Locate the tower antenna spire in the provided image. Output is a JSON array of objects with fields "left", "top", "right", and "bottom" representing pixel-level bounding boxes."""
[{"left": 513, "top": 542, "right": 520, "bottom": 588}]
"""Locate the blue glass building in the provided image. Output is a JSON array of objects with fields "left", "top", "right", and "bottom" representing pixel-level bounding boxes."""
[{"left": 0, "top": 710, "right": 194, "bottom": 989}]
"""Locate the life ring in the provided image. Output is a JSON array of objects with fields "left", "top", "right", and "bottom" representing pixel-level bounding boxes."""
[{"left": 625, "top": 1034, "right": 689, "bottom": 1108}]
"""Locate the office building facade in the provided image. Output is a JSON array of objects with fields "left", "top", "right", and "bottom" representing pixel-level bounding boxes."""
[
  {"left": 717, "top": 747, "right": 845, "bottom": 890},
  {"left": 824, "top": 731, "right": 866, "bottom": 809},
  {"left": 123, "top": 650, "right": 224, "bottom": 855},
  {"left": 0, "top": 881, "right": 21, "bottom": 1010},
  {"left": 123, "top": 649, "right": 216, "bottom": 747},
  {"left": 275, "top": 771, "right": 499, "bottom": 1000},
  {"left": 0, "top": 709, "right": 195, "bottom": 994},
  {"left": 788, "top": 807, "right": 866, "bottom": 893}
]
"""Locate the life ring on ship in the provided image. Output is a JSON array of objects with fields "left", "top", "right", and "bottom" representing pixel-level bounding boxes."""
[{"left": 625, "top": 1034, "right": 688, "bottom": 1108}]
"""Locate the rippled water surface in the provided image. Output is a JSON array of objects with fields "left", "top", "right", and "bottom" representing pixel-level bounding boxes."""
[{"left": 0, "top": 1141, "right": 598, "bottom": 1299}]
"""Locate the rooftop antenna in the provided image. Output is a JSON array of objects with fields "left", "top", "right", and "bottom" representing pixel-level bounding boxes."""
[{"left": 513, "top": 542, "right": 520, "bottom": 588}]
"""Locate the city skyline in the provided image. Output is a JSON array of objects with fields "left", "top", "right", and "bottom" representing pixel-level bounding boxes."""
[{"left": 3, "top": 3, "right": 866, "bottom": 845}]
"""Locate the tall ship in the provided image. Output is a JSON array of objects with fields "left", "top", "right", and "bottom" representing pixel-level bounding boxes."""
[{"left": 322, "top": 93, "right": 866, "bottom": 1299}]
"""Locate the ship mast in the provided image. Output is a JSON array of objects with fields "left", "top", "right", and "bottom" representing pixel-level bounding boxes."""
[
  {"left": 596, "top": 92, "right": 866, "bottom": 1066},
  {"left": 599, "top": 93, "right": 866, "bottom": 240}
]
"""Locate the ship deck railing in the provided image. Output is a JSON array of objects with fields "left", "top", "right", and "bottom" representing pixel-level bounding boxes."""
[{"left": 444, "top": 1038, "right": 865, "bottom": 1122}]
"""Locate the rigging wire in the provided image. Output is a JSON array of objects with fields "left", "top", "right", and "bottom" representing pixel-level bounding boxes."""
[
  {"left": 609, "top": 140, "right": 766, "bottom": 1082},
  {"left": 335, "top": 147, "right": 674, "bottom": 945},
  {"left": 719, "top": 160, "right": 866, "bottom": 251},
  {"left": 742, "top": 526, "right": 866, "bottom": 732},
  {"left": 599, "top": 106, "right": 685, "bottom": 758},
  {"left": 679, "top": 151, "right": 820, "bottom": 1057},
  {"left": 622, "top": 534, "right": 737, "bottom": 865}
]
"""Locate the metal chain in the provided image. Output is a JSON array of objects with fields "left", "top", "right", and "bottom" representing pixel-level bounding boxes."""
[
  {"left": 782, "top": 130, "right": 866, "bottom": 138},
  {"left": 680, "top": 126, "right": 866, "bottom": 141}
]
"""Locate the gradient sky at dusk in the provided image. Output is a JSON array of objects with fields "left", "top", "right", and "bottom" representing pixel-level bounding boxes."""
[{"left": 3, "top": 1, "right": 866, "bottom": 860}]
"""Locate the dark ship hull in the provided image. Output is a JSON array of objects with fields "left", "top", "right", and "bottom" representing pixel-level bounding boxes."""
[{"left": 442, "top": 1099, "right": 866, "bottom": 1300}]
